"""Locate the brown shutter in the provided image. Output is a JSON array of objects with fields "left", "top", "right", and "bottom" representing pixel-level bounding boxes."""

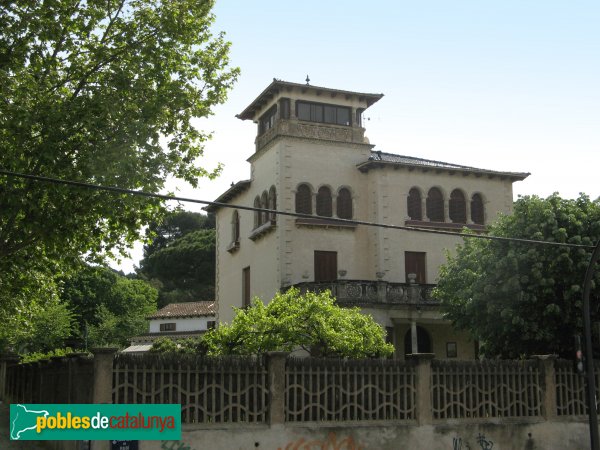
[
  {"left": 242, "top": 266, "right": 251, "bottom": 308},
  {"left": 314, "top": 251, "right": 338, "bottom": 282}
]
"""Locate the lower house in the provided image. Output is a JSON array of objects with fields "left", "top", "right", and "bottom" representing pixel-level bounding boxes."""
[{"left": 122, "top": 301, "right": 216, "bottom": 353}]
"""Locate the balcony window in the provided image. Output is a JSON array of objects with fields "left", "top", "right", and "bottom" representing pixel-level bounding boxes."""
[
  {"left": 471, "top": 193, "right": 485, "bottom": 225},
  {"left": 316, "top": 186, "right": 333, "bottom": 217},
  {"left": 336, "top": 188, "right": 353, "bottom": 219}
]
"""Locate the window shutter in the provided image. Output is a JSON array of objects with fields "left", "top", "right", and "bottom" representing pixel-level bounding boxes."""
[
  {"left": 316, "top": 186, "right": 332, "bottom": 217},
  {"left": 471, "top": 194, "right": 485, "bottom": 225},
  {"left": 295, "top": 184, "right": 312, "bottom": 214},
  {"left": 426, "top": 188, "right": 444, "bottom": 222},
  {"left": 336, "top": 188, "right": 353, "bottom": 219},
  {"left": 449, "top": 189, "right": 466, "bottom": 223},
  {"left": 407, "top": 188, "right": 422, "bottom": 220}
]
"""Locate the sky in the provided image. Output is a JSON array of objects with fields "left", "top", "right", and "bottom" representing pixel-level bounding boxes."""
[{"left": 113, "top": 1, "right": 600, "bottom": 272}]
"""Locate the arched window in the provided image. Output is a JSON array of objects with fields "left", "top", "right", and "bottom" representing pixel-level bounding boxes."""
[
  {"left": 295, "top": 184, "right": 312, "bottom": 214},
  {"left": 269, "top": 186, "right": 277, "bottom": 222},
  {"left": 471, "top": 193, "right": 485, "bottom": 225},
  {"left": 231, "top": 210, "right": 240, "bottom": 243},
  {"left": 336, "top": 188, "right": 353, "bottom": 219},
  {"left": 449, "top": 189, "right": 467, "bottom": 223},
  {"left": 426, "top": 187, "right": 444, "bottom": 222},
  {"left": 261, "top": 191, "right": 269, "bottom": 225},
  {"left": 407, "top": 188, "right": 422, "bottom": 220},
  {"left": 316, "top": 186, "right": 333, "bottom": 217},
  {"left": 254, "top": 196, "right": 261, "bottom": 228}
]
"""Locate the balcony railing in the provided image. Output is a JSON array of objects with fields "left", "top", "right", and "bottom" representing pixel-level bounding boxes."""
[{"left": 289, "top": 280, "right": 438, "bottom": 306}]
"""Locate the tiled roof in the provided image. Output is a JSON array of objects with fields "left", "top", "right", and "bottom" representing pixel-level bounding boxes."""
[
  {"left": 203, "top": 180, "right": 251, "bottom": 212},
  {"left": 147, "top": 301, "right": 216, "bottom": 320},
  {"left": 357, "top": 151, "right": 530, "bottom": 180},
  {"left": 237, "top": 79, "right": 384, "bottom": 121}
]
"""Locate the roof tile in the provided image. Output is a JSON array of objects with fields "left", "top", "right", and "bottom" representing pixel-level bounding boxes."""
[{"left": 148, "top": 301, "right": 216, "bottom": 319}]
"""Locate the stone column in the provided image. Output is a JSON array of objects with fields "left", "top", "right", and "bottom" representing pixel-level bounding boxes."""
[
  {"left": 91, "top": 348, "right": 117, "bottom": 450},
  {"left": 408, "top": 353, "right": 434, "bottom": 425},
  {"left": 266, "top": 351, "right": 289, "bottom": 425},
  {"left": 534, "top": 355, "right": 558, "bottom": 421},
  {"left": 411, "top": 321, "right": 418, "bottom": 354}
]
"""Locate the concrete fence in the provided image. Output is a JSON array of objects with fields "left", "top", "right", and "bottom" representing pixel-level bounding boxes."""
[{"left": 2, "top": 351, "right": 599, "bottom": 449}]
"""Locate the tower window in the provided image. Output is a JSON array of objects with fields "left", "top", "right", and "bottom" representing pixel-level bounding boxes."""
[
  {"left": 259, "top": 105, "right": 277, "bottom": 135},
  {"left": 296, "top": 101, "right": 351, "bottom": 126}
]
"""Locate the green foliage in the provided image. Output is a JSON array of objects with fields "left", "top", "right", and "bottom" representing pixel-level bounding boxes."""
[
  {"left": 150, "top": 337, "right": 207, "bottom": 355},
  {"left": 204, "top": 288, "right": 394, "bottom": 358},
  {"left": 61, "top": 264, "right": 158, "bottom": 348},
  {"left": 138, "top": 211, "right": 215, "bottom": 305},
  {"left": 20, "top": 348, "right": 89, "bottom": 364},
  {"left": 0, "top": 297, "right": 75, "bottom": 354},
  {"left": 0, "top": 0, "right": 237, "bottom": 346},
  {"left": 435, "top": 194, "right": 600, "bottom": 358}
]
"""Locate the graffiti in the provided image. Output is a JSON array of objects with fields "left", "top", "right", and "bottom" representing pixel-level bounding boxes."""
[
  {"left": 278, "top": 432, "right": 364, "bottom": 450},
  {"left": 161, "top": 441, "right": 197, "bottom": 450},
  {"left": 452, "top": 433, "right": 493, "bottom": 450},
  {"left": 476, "top": 433, "right": 493, "bottom": 450}
]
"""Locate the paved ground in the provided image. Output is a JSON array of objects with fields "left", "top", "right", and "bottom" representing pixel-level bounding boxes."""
[{"left": 0, "top": 401, "right": 49, "bottom": 449}]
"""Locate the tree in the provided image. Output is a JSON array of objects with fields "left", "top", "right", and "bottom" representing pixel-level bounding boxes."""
[
  {"left": 435, "top": 194, "right": 600, "bottom": 358},
  {"left": 138, "top": 211, "right": 215, "bottom": 305},
  {"left": 0, "top": 0, "right": 237, "bottom": 303},
  {"left": 204, "top": 288, "right": 394, "bottom": 358},
  {"left": 60, "top": 264, "right": 158, "bottom": 348}
]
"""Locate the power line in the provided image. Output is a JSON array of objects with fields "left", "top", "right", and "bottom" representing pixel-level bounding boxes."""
[{"left": 0, "top": 169, "right": 595, "bottom": 250}]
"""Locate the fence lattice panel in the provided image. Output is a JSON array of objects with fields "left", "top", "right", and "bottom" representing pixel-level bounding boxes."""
[
  {"left": 285, "top": 357, "right": 416, "bottom": 422},
  {"left": 113, "top": 354, "right": 268, "bottom": 424},
  {"left": 555, "top": 359, "right": 600, "bottom": 416},
  {"left": 431, "top": 360, "right": 542, "bottom": 419}
]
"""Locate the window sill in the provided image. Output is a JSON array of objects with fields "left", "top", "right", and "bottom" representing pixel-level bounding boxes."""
[
  {"left": 295, "top": 217, "right": 357, "bottom": 229},
  {"left": 405, "top": 220, "right": 486, "bottom": 232},
  {"left": 249, "top": 220, "right": 276, "bottom": 241},
  {"left": 226, "top": 241, "right": 240, "bottom": 253}
]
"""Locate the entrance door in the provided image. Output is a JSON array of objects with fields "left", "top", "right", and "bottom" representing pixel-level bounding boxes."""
[
  {"left": 314, "top": 251, "right": 338, "bottom": 282},
  {"left": 405, "top": 251, "right": 426, "bottom": 284},
  {"left": 403, "top": 326, "right": 432, "bottom": 356}
]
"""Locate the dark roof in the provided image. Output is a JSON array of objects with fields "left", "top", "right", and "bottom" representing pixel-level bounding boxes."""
[
  {"left": 203, "top": 179, "right": 251, "bottom": 213},
  {"left": 147, "top": 301, "right": 216, "bottom": 320},
  {"left": 237, "top": 79, "right": 384, "bottom": 121},
  {"left": 357, "top": 151, "right": 530, "bottom": 181}
]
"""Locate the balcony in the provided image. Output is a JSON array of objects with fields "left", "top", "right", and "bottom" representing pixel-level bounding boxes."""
[{"left": 288, "top": 280, "right": 439, "bottom": 307}]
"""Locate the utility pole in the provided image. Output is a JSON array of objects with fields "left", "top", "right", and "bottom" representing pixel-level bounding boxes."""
[{"left": 582, "top": 239, "right": 600, "bottom": 450}]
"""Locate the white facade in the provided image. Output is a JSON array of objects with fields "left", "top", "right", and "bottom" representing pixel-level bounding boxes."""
[
  {"left": 209, "top": 80, "right": 528, "bottom": 360},
  {"left": 148, "top": 316, "right": 213, "bottom": 333}
]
